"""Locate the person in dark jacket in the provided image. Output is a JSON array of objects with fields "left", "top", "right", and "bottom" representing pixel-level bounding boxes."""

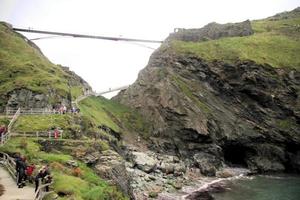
[
  {"left": 16, "top": 155, "right": 27, "bottom": 188},
  {"left": 35, "top": 165, "right": 51, "bottom": 192}
]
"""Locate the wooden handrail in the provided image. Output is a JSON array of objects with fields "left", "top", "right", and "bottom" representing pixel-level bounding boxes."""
[
  {"left": 34, "top": 178, "right": 54, "bottom": 200},
  {"left": 1, "top": 108, "right": 20, "bottom": 145},
  {"left": 0, "top": 152, "right": 54, "bottom": 200},
  {"left": 5, "top": 108, "right": 56, "bottom": 115},
  {"left": 0, "top": 152, "right": 17, "bottom": 180}
]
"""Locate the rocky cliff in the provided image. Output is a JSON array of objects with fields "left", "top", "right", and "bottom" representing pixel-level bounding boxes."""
[
  {"left": 116, "top": 7, "right": 300, "bottom": 176},
  {"left": 0, "top": 22, "right": 92, "bottom": 112}
]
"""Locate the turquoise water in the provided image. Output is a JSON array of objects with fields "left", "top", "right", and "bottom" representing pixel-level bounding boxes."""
[{"left": 213, "top": 175, "right": 300, "bottom": 200}]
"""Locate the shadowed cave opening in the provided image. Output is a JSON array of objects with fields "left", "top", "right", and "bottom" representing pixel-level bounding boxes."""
[{"left": 223, "top": 144, "right": 249, "bottom": 167}]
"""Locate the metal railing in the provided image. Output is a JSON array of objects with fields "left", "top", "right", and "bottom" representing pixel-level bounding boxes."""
[
  {"left": 0, "top": 152, "right": 54, "bottom": 200},
  {"left": 12, "top": 130, "right": 63, "bottom": 139},
  {"left": 1, "top": 108, "right": 20, "bottom": 145},
  {"left": 5, "top": 108, "right": 56, "bottom": 116}
]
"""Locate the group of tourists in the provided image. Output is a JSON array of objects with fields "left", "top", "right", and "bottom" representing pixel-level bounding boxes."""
[
  {"left": 71, "top": 106, "right": 80, "bottom": 114},
  {"left": 57, "top": 105, "right": 67, "bottom": 114},
  {"left": 52, "top": 104, "right": 80, "bottom": 114},
  {"left": 15, "top": 153, "right": 52, "bottom": 192}
]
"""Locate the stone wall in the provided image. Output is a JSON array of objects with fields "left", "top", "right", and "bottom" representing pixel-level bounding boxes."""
[{"left": 168, "top": 20, "right": 253, "bottom": 42}]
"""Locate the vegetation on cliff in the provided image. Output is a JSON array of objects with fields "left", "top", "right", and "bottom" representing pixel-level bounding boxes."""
[
  {"left": 0, "top": 22, "right": 89, "bottom": 110},
  {"left": 0, "top": 138, "right": 127, "bottom": 200},
  {"left": 0, "top": 21, "right": 136, "bottom": 199},
  {"left": 171, "top": 8, "right": 300, "bottom": 69},
  {"left": 0, "top": 95, "right": 150, "bottom": 199},
  {"left": 79, "top": 96, "right": 150, "bottom": 136},
  {"left": 116, "top": 7, "right": 300, "bottom": 175}
]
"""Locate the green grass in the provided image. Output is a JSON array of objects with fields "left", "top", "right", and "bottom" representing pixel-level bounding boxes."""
[
  {"left": 170, "top": 11, "right": 300, "bottom": 69},
  {"left": 79, "top": 96, "right": 150, "bottom": 135},
  {"left": 0, "top": 137, "right": 128, "bottom": 200},
  {"left": 0, "top": 117, "right": 10, "bottom": 126},
  {"left": 277, "top": 118, "right": 297, "bottom": 130},
  {"left": 172, "top": 76, "right": 210, "bottom": 113},
  {"left": 71, "top": 86, "right": 84, "bottom": 100},
  {"left": 0, "top": 22, "right": 68, "bottom": 95},
  {"left": 13, "top": 114, "right": 73, "bottom": 132},
  {"left": 79, "top": 97, "right": 120, "bottom": 132},
  {"left": 0, "top": 22, "right": 85, "bottom": 107},
  {"left": 53, "top": 174, "right": 88, "bottom": 199}
]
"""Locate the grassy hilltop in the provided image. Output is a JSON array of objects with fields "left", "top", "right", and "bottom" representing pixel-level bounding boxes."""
[
  {"left": 171, "top": 8, "right": 300, "bottom": 69},
  {"left": 0, "top": 22, "right": 89, "bottom": 110}
]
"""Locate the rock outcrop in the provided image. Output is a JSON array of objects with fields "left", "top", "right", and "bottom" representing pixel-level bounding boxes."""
[
  {"left": 168, "top": 20, "right": 253, "bottom": 42},
  {"left": 116, "top": 49, "right": 300, "bottom": 174}
]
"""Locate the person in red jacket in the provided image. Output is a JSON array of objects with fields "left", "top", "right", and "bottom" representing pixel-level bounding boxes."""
[
  {"left": 25, "top": 164, "right": 35, "bottom": 183},
  {"left": 54, "top": 129, "right": 60, "bottom": 139}
]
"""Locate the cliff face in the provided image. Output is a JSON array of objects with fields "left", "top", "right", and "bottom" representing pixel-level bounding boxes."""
[
  {"left": 116, "top": 8, "right": 300, "bottom": 174},
  {"left": 0, "top": 22, "right": 92, "bottom": 111}
]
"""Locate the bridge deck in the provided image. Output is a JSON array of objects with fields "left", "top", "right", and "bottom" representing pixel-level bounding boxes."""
[{"left": 0, "top": 167, "right": 35, "bottom": 200}]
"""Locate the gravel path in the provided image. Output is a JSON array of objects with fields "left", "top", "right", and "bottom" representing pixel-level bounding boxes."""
[{"left": 0, "top": 167, "right": 35, "bottom": 200}]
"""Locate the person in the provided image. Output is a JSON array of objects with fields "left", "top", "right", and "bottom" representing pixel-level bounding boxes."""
[
  {"left": 0, "top": 125, "right": 5, "bottom": 135},
  {"left": 25, "top": 163, "right": 35, "bottom": 183},
  {"left": 0, "top": 125, "right": 7, "bottom": 143},
  {"left": 71, "top": 106, "right": 76, "bottom": 113},
  {"left": 15, "top": 152, "right": 21, "bottom": 177},
  {"left": 54, "top": 129, "right": 60, "bottom": 139},
  {"left": 0, "top": 125, "right": 3, "bottom": 143},
  {"left": 35, "top": 165, "right": 51, "bottom": 192},
  {"left": 63, "top": 105, "right": 67, "bottom": 114},
  {"left": 16, "top": 155, "right": 27, "bottom": 188}
]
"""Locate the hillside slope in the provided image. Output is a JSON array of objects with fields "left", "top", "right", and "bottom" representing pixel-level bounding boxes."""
[
  {"left": 0, "top": 22, "right": 91, "bottom": 112},
  {"left": 0, "top": 22, "right": 131, "bottom": 199},
  {"left": 116, "top": 7, "right": 300, "bottom": 175},
  {"left": 170, "top": 7, "right": 300, "bottom": 69}
]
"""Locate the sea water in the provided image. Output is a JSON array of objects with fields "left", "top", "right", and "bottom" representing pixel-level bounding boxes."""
[{"left": 212, "top": 174, "right": 300, "bottom": 200}]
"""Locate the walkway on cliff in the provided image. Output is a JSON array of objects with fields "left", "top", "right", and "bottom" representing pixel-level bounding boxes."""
[{"left": 0, "top": 167, "right": 35, "bottom": 200}]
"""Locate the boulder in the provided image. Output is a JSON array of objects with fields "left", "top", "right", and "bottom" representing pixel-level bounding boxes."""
[
  {"left": 95, "top": 150, "right": 133, "bottom": 198},
  {"left": 66, "top": 160, "right": 79, "bottom": 168},
  {"left": 131, "top": 152, "right": 158, "bottom": 173},
  {"left": 193, "top": 152, "right": 223, "bottom": 176}
]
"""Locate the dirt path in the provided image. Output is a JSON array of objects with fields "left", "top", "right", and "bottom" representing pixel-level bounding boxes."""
[{"left": 0, "top": 167, "right": 35, "bottom": 200}]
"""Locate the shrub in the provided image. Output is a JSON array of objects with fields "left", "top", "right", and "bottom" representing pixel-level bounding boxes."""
[
  {"left": 19, "top": 138, "right": 28, "bottom": 149},
  {"left": 72, "top": 167, "right": 82, "bottom": 177}
]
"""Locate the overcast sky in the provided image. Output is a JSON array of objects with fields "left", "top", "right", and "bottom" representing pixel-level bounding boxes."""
[{"left": 0, "top": 0, "right": 299, "bottom": 98}]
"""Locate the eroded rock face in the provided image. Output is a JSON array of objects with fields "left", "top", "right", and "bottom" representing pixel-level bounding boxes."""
[
  {"left": 94, "top": 150, "right": 133, "bottom": 198},
  {"left": 6, "top": 88, "right": 67, "bottom": 110},
  {"left": 116, "top": 49, "right": 300, "bottom": 173}
]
